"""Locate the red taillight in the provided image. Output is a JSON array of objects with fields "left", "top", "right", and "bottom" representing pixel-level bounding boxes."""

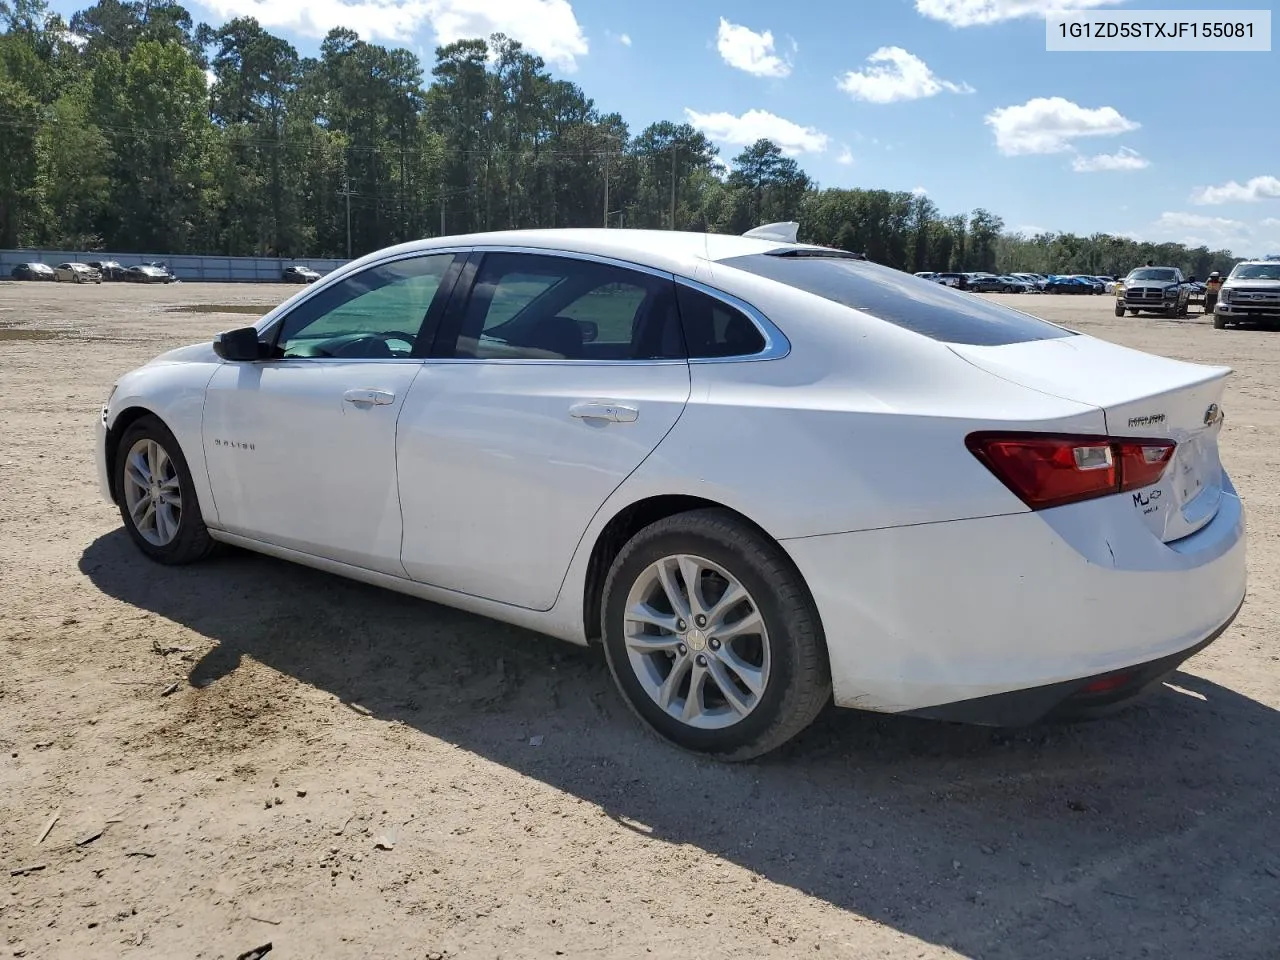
[{"left": 966, "top": 432, "right": 1176, "bottom": 510}]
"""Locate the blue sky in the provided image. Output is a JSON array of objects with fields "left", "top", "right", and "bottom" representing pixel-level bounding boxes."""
[{"left": 50, "top": 0, "right": 1280, "bottom": 255}]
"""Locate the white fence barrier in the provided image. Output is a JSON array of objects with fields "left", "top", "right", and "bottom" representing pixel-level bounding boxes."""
[{"left": 1, "top": 249, "right": 350, "bottom": 283}]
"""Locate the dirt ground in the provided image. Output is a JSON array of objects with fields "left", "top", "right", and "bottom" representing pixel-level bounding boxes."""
[{"left": 1, "top": 280, "right": 1278, "bottom": 960}]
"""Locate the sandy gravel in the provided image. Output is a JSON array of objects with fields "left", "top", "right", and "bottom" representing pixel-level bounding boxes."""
[{"left": 1, "top": 281, "right": 1277, "bottom": 960}]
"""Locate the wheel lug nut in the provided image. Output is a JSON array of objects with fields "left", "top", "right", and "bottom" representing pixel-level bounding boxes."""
[
  {"left": 709, "top": 638, "right": 720, "bottom": 650},
  {"left": 695, "top": 655, "right": 707, "bottom": 666},
  {"left": 676, "top": 620, "right": 686, "bottom": 632},
  {"left": 677, "top": 644, "right": 687, "bottom": 656},
  {"left": 695, "top": 615, "right": 706, "bottom": 627}
]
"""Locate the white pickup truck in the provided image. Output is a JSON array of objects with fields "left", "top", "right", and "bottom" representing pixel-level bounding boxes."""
[{"left": 1213, "top": 257, "right": 1280, "bottom": 329}]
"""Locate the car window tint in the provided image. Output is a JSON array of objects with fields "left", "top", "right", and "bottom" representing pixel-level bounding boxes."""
[
  {"left": 451, "top": 253, "right": 683, "bottom": 361},
  {"left": 719, "top": 253, "right": 1074, "bottom": 347},
  {"left": 675, "top": 285, "right": 766, "bottom": 358},
  {"left": 276, "top": 254, "right": 454, "bottom": 359}
]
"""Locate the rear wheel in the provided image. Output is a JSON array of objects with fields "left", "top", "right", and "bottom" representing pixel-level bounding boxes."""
[
  {"left": 601, "top": 509, "right": 830, "bottom": 761},
  {"left": 115, "top": 415, "right": 216, "bottom": 565},
  {"left": 1128, "top": 309, "right": 1139, "bottom": 316}
]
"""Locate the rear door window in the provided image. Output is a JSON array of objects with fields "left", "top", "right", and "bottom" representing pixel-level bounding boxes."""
[{"left": 719, "top": 253, "right": 1075, "bottom": 347}]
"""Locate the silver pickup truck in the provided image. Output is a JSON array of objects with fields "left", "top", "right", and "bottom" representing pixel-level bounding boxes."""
[{"left": 1214, "top": 258, "right": 1280, "bottom": 329}]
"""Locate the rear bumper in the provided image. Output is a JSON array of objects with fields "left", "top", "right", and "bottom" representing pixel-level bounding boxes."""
[
  {"left": 781, "top": 473, "right": 1246, "bottom": 718},
  {"left": 902, "top": 597, "right": 1241, "bottom": 726}
]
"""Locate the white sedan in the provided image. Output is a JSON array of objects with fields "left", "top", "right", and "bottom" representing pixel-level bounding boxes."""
[{"left": 95, "top": 227, "right": 1247, "bottom": 760}]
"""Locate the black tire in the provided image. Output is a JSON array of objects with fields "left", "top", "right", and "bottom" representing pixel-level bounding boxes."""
[
  {"left": 114, "top": 414, "right": 217, "bottom": 565},
  {"left": 1128, "top": 309, "right": 1139, "bottom": 316},
  {"left": 600, "top": 509, "right": 831, "bottom": 761},
  {"left": 1114, "top": 304, "right": 1125, "bottom": 317},
  {"left": 1213, "top": 313, "right": 1227, "bottom": 329}
]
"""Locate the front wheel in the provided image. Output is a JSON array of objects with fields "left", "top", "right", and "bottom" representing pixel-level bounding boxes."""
[
  {"left": 1213, "top": 313, "right": 1227, "bottom": 329},
  {"left": 1114, "top": 304, "right": 1125, "bottom": 317},
  {"left": 115, "top": 414, "right": 216, "bottom": 564},
  {"left": 601, "top": 509, "right": 831, "bottom": 761},
  {"left": 1128, "top": 309, "right": 1139, "bottom": 316}
]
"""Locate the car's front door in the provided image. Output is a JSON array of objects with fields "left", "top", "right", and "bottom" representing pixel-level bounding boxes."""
[
  {"left": 201, "top": 251, "right": 462, "bottom": 575},
  {"left": 396, "top": 250, "right": 692, "bottom": 610}
]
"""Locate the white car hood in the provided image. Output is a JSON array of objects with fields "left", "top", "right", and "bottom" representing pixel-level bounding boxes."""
[{"left": 146, "top": 341, "right": 220, "bottom": 366}]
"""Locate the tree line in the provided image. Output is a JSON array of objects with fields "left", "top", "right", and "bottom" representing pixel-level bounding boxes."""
[{"left": 0, "top": 0, "right": 1241, "bottom": 278}]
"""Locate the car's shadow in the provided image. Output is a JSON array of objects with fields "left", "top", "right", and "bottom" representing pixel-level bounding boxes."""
[{"left": 80, "top": 531, "right": 1280, "bottom": 959}]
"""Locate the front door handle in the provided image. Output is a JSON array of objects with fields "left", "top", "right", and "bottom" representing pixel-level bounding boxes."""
[
  {"left": 569, "top": 401, "right": 639, "bottom": 423},
  {"left": 343, "top": 388, "right": 395, "bottom": 406}
]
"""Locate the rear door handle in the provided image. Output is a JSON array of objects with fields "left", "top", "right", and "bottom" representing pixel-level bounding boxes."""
[
  {"left": 569, "top": 401, "right": 639, "bottom": 423},
  {"left": 343, "top": 388, "right": 395, "bottom": 406}
]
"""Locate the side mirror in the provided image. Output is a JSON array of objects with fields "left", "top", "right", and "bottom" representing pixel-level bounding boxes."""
[
  {"left": 213, "top": 326, "right": 267, "bottom": 361},
  {"left": 1188, "top": 275, "right": 1197, "bottom": 283},
  {"left": 577, "top": 319, "right": 599, "bottom": 343}
]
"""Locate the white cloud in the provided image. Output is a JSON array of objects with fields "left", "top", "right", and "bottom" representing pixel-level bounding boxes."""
[
  {"left": 836, "top": 146, "right": 854, "bottom": 165},
  {"left": 1156, "top": 212, "right": 1247, "bottom": 232},
  {"left": 837, "top": 46, "right": 973, "bottom": 103},
  {"left": 915, "top": 0, "right": 1124, "bottom": 27},
  {"left": 618, "top": 32, "right": 631, "bottom": 46},
  {"left": 911, "top": 186, "right": 928, "bottom": 196},
  {"left": 1071, "top": 146, "right": 1149, "bottom": 172},
  {"left": 1261, "top": 217, "right": 1280, "bottom": 228},
  {"left": 715, "top": 17, "right": 791, "bottom": 78},
  {"left": 985, "top": 96, "right": 1138, "bottom": 156},
  {"left": 684, "top": 107, "right": 828, "bottom": 155},
  {"left": 196, "top": 0, "right": 589, "bottom": 70},
  {"left": 1190, "top": 175, "right": 1280, "bottom": 205},
  {"left": 1150, "top": 211, "right": 1256, "bottom": 251}
]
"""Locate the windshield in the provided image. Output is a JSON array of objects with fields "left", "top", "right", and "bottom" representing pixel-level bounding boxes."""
[
  {"left": 1127, "top": 268, "right": 1178, "bottom": 282},
  {"left": 1231, "top": 263, "right": 1280, "bottom": 281},
  {"left": 719, "top": 253, "right": 1073, "bottom": 347}
]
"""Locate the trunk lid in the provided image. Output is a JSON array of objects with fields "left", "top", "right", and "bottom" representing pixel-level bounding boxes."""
[{"left": 949, "top": 334, "right": 1230, "bottom": 542}]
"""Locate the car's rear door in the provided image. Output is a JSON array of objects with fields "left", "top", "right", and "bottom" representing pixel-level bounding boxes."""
[
  {"left": 201, "top": 251, "right": 464, "bottom": 575},
  {"left": 396, "top": 249, "right": 691, "bottom": 611}
]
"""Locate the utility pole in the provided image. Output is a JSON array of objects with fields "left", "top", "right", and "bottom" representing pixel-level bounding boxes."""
[
  {"left": 337, "top": 175, "right": 353, "bottom": 258},
  {"left": 602, "top": 150, "right": 610, "bottom": 228},
  {"left": 670, "top": 144, "right": 678, "bottom": 230},
  {"left": 439, "top": 180, "right": 446, "bottom": 237}
]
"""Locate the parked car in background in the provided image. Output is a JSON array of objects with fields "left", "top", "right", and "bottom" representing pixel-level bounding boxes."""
[
  {"left": 1069, "top": 275, "right": 1105, "bottom": 294},
  {"left": 1011, "top": 272, "right": 1047, "bottom": 291},
  {"left": 1044, "top": 275, "right": 1094, "bottom": 294},
  {"left": 965, "top": 275, "right": 1008, "bottom": 293},
  {"left": 995, "top": 275, "right": 1030, "bottom": 292},
  {"left": 283, "top": 265, "right": 322, "bottom": 284},
  {"left": 914, "top": 271, "right": 938, "bottom": 281},
  {"left": 94, "top": 226, "right": 1247, "bottom": 760},
  {"left": 10, "top": 262, "right": 56, "bottom": 281},
  {"left": 933, "top": 272, "right": 969, "bottom": 290},
  {"left": 88, "top": 260, "right": 129, "bottom": 282},
  {"left": 126, "top": 264, "right": 173, "bottom": 284},
  {"left": 1213, "top": 258, "right": 1280, "bottom": 329},
  {"left": 54, "top": 262, "right": 102, "bottom": 283},
  {"left": 1116, "top": 266, "right": 1194, "bottom": 317}
]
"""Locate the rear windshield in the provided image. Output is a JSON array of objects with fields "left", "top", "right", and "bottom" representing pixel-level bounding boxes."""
[{"left": 718, "top": 254, "right": 1074, "bottom": 347}]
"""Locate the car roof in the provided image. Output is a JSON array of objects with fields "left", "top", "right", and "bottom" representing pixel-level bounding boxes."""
[{"left": 354, "top": 228, "right": 826, "bottom": 277}]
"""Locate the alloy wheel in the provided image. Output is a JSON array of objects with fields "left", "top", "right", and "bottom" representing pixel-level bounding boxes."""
[
  {"left": 121, "top": 437, "right": 183, "bottom": 546},
  {"left": 623, "top": 553, "right": 770, "bottom": 730}
]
